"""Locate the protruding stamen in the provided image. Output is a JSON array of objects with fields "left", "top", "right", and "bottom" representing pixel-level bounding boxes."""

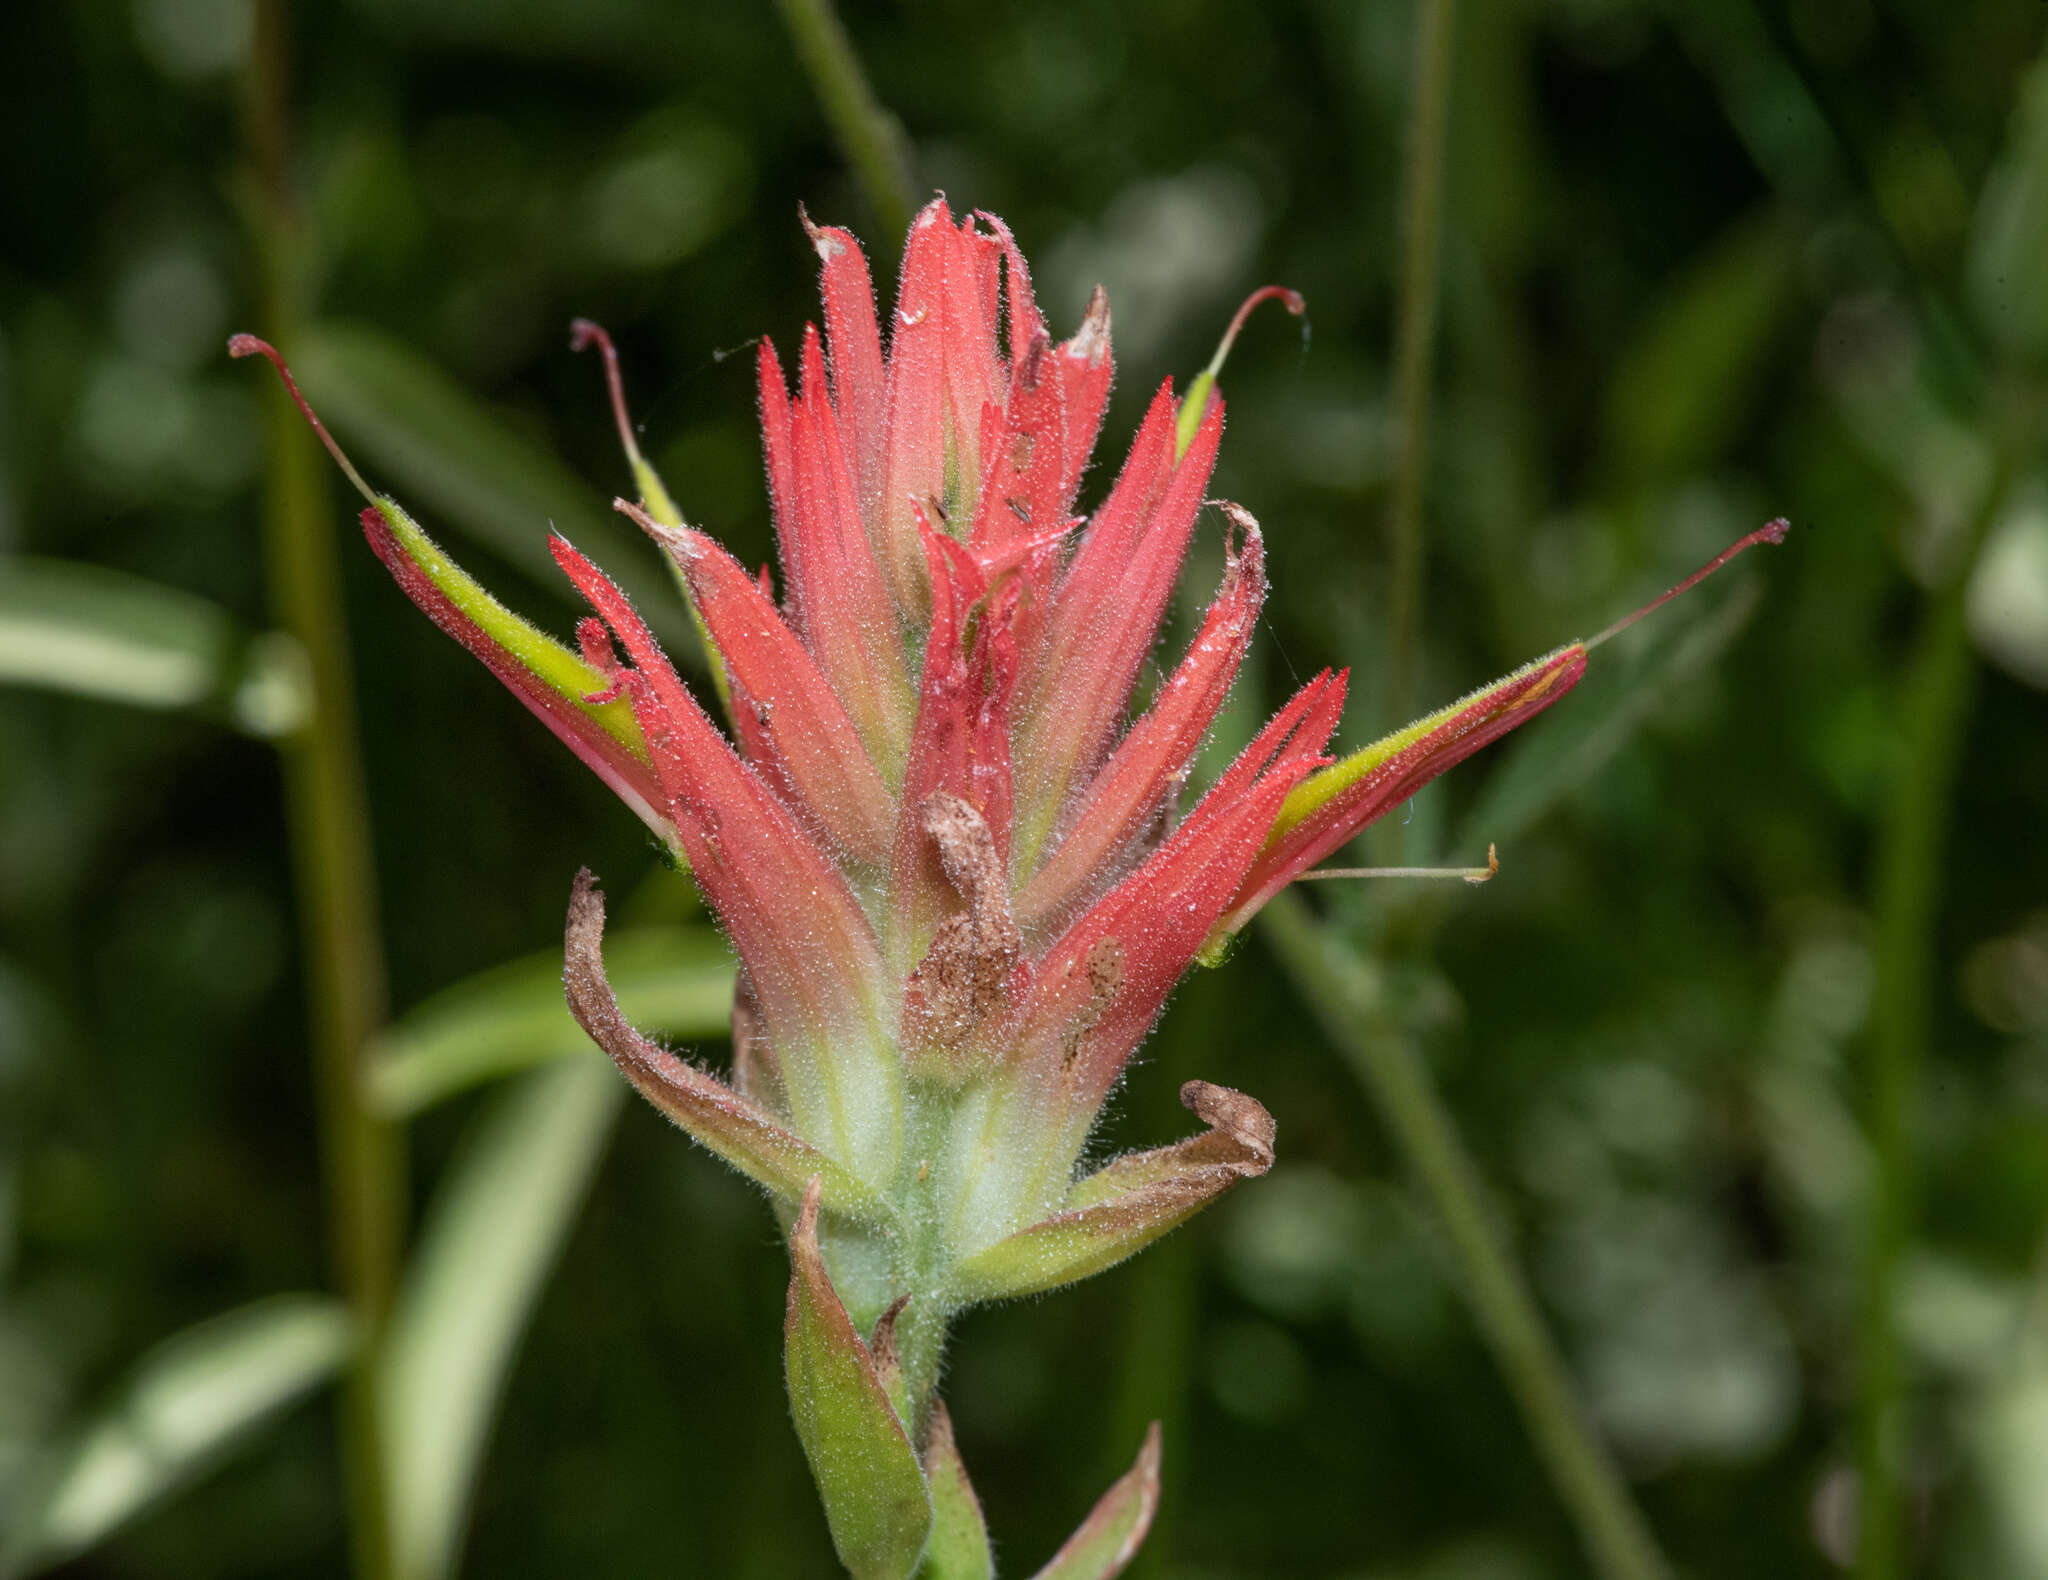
[
  {"left": 569, "top": 318, "right": 649, "bottom": 471},
  {"left": 1201, "top": 285, "right": 1308, "bottom": 381},
  {"left": 1587, "top": 519, "right": 1791, "bottom": 651},
  {"left": 227, "top": 333, "right": 378, "bottom": 505},
  {"left": 1297, "top": 842, "right": 1500, "bottom": 885}
]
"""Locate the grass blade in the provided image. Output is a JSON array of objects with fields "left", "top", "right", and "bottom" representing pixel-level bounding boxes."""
[
  {"left": 379, "top": 1056, "right": 626, "bottom": 1580},
  {"left": 0, "top": 1294, "right": 353, "bottom": 1579},
  {"left": 0, "top": 558, "right": 308, "bottom": 737}
]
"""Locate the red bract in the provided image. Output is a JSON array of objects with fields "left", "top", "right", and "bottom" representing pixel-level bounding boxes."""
[
  {"left": 232, "top": 197, "right": 1785, "bottom": 1397},
  {"left": 233, "top": 204, "right": 1789, "bottom": 1574}
]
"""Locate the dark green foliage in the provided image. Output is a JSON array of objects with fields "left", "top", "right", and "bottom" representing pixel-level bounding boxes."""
[{"left": 3, "top": 0, "right": 2047, "bottom": 1575}]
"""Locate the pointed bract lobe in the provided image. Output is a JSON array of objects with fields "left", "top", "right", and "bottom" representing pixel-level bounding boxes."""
[
  {"left": 935, "top": 212, "right": 1005, "bottom": 501},
  {"left": 877, "top": 201, "right": 1006, "bottom": 619},
  {"left": 758, "top": 336, "right": 808, "bottom": 633},
  {"left": 979, "top": 210, "right": 1046, "bottom": 378},
  {"left": 967, "top": 324, "right": 1068, "bottom": 561},
  {"left": 1020, "top": 672, "right": 1344, "bottom": 1119},
  {"left": 1213, "top": 643, "right": 1588, "bottom": 943},
  {"left": 786, "top": 328, "right": 916, "bottom": 775},
  {"left": 1052, "top": 286, "right": 1114, "bottom": 510},
  {"left": 965, "top": 246, "right": 1112, "bottom": 685},
  {"left": 803, "top": 210, "right": 889, "bottom": 534},
  {"left": 549, "top": 534, "right": 901, "bottom": 1184},
  {"left": 634, "top": 507, "right": 897, "bottom": 866},
  {"left": 952, "top": 1081, "right": 1274, "bottom": 1302},
  {"left": 562, "top": 871, "right": 880, "bottom": 1216},
  {"left": 1028, "top": 1423, "right": 1162, "bottom": 1580},
  {"left": 963, "top": 215, "right": 1073, "bottom": 558},
  {"left": 784, "top": 1179, "right": 933, "bottom": 1580},
  {"left": 1014, "top": 386, "right": 1223, "bottom": 867},
  {"left": 1016, "top": 505, "right": 1268, "bottom": 934},
  {"left": 360, "top": 500, "right": 671, "bottom": 845},
  {"left": 919, "top": 1401, "right": 995, "bottom": 1580}
]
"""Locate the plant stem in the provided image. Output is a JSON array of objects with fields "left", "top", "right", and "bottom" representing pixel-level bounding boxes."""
[
  {"left": 1262, "top": 893, "right": 1673, "bottom": 1580},
  {"left": 246, "top": 7, "right": 405, "bottom": 1576},
  {"left": 1854, "top": 494, "right": 1996, "bottom": 1580},
  {"left": 772, "top": 0, "right": 918, "bottom": 243},
  {"left": 1383, "top": 0, "right": 1457, "bottom": 739}
]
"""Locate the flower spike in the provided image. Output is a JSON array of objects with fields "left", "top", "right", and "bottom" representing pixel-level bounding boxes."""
[{"left": 270, "top": 199, "right": 1782, "bottom": 1567}]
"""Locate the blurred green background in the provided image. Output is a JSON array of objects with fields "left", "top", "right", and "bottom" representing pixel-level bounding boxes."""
[{"left": 4, "top": 0, "right": 2048, "bottom": 1575}]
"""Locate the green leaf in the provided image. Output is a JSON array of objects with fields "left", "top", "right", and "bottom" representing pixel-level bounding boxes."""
[
  {"left": 367, "top": 925, "right": 734, "bottom": 1116},
  {"left": 1598, "top": 213, "right": 1794, "bottom": 488},
  {"left": 379, "top": 1055, "right": 626, "bottom": 1580},
  {"left": 0, "top": 558, "right": 309, "bottom": 737},
  {"left": 1966, "top": 498, "right": 2048, "bottom": 689},
  {"left": 916, "top": 1402, "right": 992, "bottom": 1580},
  {"left": 1028, "top": 1423, "right": 1162, "bottom": 1580},
  {"left": 1968, "top": 54, "right": 2048, "bottom": 365},
  {"left": 291, "top": 320, "right": 689, "bottom": 646},
  {"left": 784, "top": 1180, "right": 932, "bottom": 1580},
  {"left": 0, "top": 1294, "right": 353, "bottom": 1579}
]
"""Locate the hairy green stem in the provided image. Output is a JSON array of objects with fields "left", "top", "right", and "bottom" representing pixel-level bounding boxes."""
[
  {"left": 246, "top": 7, "right": 405, "bottom": 1576},
  {"left": 1382, "top": 0, "right": 1457, "bottom": 741},
  {"left": 772, "top": 0, "right": 918, "bottom": 242},
  {"left": 1262, "top": 893, "right": 1673, "bottom": 1580},
  {"left": 1854, "top": 495, "right": 1996, "bottom": 1580}
]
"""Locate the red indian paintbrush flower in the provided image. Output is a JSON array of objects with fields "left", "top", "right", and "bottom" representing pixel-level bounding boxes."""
[{"left": 233, "top": 197, "right": 1783, "bottom": 1578}]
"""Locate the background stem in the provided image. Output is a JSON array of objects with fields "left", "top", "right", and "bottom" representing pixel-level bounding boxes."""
[
  {"left": 1854, "top": 496, "right": 1996, "bottom": 1580},
  {"left": 246, "top": 6, "right": 405, "bottom": 1575},
  {"left": 771, "top": 0, "right": 918, "bottom": 242},
  {"left": 1382, "top": 0, "right": 1457, "bottom": 741},
  {"left": 1262, "top": 894, "right": 1673, "bottom": 1580}
]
